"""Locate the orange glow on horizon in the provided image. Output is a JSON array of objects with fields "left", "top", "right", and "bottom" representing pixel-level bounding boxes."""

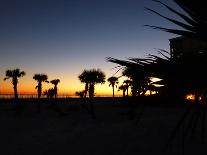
[
  {"left": 0, "top": 68, "right": 127, "bottom": 97},
  {"left": 0, "top": 78, "right": 123, "bottom": 97}
]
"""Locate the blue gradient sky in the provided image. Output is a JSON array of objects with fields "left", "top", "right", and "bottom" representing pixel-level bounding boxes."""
[{"left": 0, "top": 0, "right": 181, "bottom": 95}]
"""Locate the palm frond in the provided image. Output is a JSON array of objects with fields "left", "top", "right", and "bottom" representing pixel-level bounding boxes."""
[
  {"left": 146, "top": 7, "right": 195, "bottom": 31},
  {"left": 152, "top": 0, "right": 197, "bottom": 25},
  {"left": 146, "top": 0, "right": 207, "bottom": 41},
  {"left": 145, "top": 25, "right": 197, "bottom": 38}
]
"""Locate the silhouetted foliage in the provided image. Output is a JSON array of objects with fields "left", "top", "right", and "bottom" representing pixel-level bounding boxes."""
[
  {"left": 33, "top": 74, "right": 49, "bottom": 99},
  {"left": 43, "top": 88, "right": 55, "bottom": 99},
  {"left": 79, "top": 69, "right": 105, "bottom": 99},
  {"left": 145, "top": 0, "right": 207, "bottom": 41},
  {"left": 123, "top": 79, "right": 132, "bottom": 96},
  {"left": 107, "top": 76, "right": 119, "bottom": 98},
  {"left": 107, "top": 0, "right": 207, "bottom": 99},
  {"left": 78, "top": 70, "right": 90, "bottom": 98},
  {"left": 107, "top": 0, "right": 207, "bottom": 144},
  {"left": 50, "top": 79, "right": 60, "bottom": 98},
  {"left": 118, "top": 84, "right": 127, "bottom": 97},
  {"left": 122, "top": 66, "right": 152, "bottom": 97},
  {"left": 78, "top": 69, "right": 105, "bottom": 119},
  {"left": 4, "top": 68, "right": 26, "bottom": 99}
]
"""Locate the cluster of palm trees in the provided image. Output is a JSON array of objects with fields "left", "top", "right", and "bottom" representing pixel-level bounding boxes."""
[
  {"left": 107, "top": 0, "right": 207, "bottom": 101},
  {"left": 3, "top": 68, "right": 134, "bottom": 101},
  {"left": 3, "top": 69, "right": 60, "bottom": 100},
  {"left": 106, "top": 0, "right": 207, "bottom": 145},
  {"left": 78, "top": 69, "right": 106, "bottom": 99},
  {"left": 77, "top": 69, "right": 135, "bottom": 99}
]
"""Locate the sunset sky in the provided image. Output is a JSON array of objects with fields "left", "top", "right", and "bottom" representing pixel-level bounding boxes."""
[{"left": 0, "top": 0, "right": 181, "bottom": 96}]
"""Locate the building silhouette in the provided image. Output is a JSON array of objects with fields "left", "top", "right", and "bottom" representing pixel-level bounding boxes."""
[{"left": 169, "top": 37, "right": 207, "bottom": 58}]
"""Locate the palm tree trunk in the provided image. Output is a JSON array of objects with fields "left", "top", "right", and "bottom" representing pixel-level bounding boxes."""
[
  {"left": 54, "top": 86, "right": 57, "bottom": 99},
  {"left": 38, "top": 89, "right": 41, "bottom": 99},
  {"left": 112, "top": 86, "right": 115, "bottom": 98},
  {"left": 38, "top": 83, "right": 42, "bottom": 99},
  {"left": 126, "top": 88, "right": 129, "bottom": 97},
  {"left": 89, "top": 84, "right": 96, "bottom": 119},
  {"left": 13, "top": 83, "right": 18, "bottom": 99},
  {"left": 37, "top": 84, "right": 42, "bottom": 113},
  {"left": 84, "top": 83, "right": 88, "bottom": 98},
  {"left": 13, "top": 81, "right": 22, "bottom": 115}
]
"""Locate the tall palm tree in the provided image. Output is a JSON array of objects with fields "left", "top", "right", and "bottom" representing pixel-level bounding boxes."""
[
  {"left": 107, "top": 76, "right": 119, "bottom": 98},
  {"left": 50, "top": 79, "right": 60, "bottom": 98},
  {"left": 78, "top": 69, "right": 105, "bottom": 119},
  {"left": 123, "top": 79, "right": 132, "bottom": 97},
  {"left": 79, "top": 69, "right": 106, "bottom": 99},
  {"left": 4, "top": 69, "right": 26, "bottom": 99},
  {"left": 78, "top": 70, "right": 90, "bottom": 98},
  {"left": 33, "top": 74, "right": 49, "bottom": 99},
  {"left": 118, "top": 84, "right": 127, "bottom": 97}
]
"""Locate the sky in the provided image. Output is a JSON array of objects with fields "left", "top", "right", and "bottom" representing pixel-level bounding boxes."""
[{"left": 0, "top": 0, "right": 182, "bottom": 96}]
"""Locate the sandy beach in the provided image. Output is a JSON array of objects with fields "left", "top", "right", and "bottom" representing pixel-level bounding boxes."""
[{"left": 0, "top": 97, "right": 206, "bottom": 155}]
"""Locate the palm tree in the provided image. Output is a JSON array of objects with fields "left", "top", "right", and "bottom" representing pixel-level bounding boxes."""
[
  {"left": 123, "top": 79, "right": 132, "bottom": 97},
  {"left": 43, "top": 88, "right": 55, "bottom": 99},
  {"left": 107, "top": 0, "right": 207, "bottom": 135},
  {"left": 78, "top": 69, "right": 105, "bottom": 119},
  {"left": 107, "top": 76, "right": 119, "bottom": 98},
  {"left": 33, "top": 74, "right": 49, "bottom": 99},
  {"left": 122, "top": 66, "right": 151, "bottom": 97},
  {"left": 50, "top": 79, "right": 60, "bottom": 98},
  {"left": 78, "top": 70, "right": 90, "bottom": 98},
  {"left": 4, "top": 68, "right": 26, "bottom": 99},
  {"left": 79, "top": 69, "right": 106, "bottom": 99},
  {"left": 118, "top": 84, "right": 127, "bottom": 97}
]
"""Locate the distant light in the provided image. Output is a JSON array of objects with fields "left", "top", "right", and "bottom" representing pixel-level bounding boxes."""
[
  {"left": 185, "top": 94, "right": 195, "bottom": 100},
  {"left": 185, "top": 94, "right": 203, "bottom": 102},
  {"left": 144, "top": 90, "right": 157, "bottom": 96},
  {"left": 152, "top": 84, "right": 164, "bottom": 87},
  {"left": 150, "top": 77, "right": 162, "bottom": 83}
]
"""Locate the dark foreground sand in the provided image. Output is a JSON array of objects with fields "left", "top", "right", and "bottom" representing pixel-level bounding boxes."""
[{"left": 0, "top": 98, "right": 207, "bottom": 155}]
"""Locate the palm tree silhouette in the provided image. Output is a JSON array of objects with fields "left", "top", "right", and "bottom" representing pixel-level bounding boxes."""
[
  {"left": 88, "top": 69, "right": 105, "bottom": 99},
  {"left": 79, "top": 69, "right": 105, "bottom": 99},
  {"left": 78, "top": 69, "right": 105, "bottom": 119},
  {"left": 123, "top": 79, "right": 132, "bottom": 97},
  {"left": 33, "top": 74, "right": 49, "bottom": 99},
  {"left": 78, "top": 70, "right": 90, "bottom": 98},
  {"left": 43, "top": 88, "right": 55, "bottom": 99},
  {"left": 4, "top": 68, "right": 26, "bottom": 99},
  {"left": 107, "top": 76, "right": 119, "bottom": 98},
  {"left": 118, "top": 84, "right": 127, "bottom": 97},
  {"left": 107, "top": 0, "right": 207, "bottom": 143},
  {"left": 122, "top": 66, "right": 151, "bottom": 97},
  {"left": 50, "top": 79, "right": 60, "bottom": 98}
]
